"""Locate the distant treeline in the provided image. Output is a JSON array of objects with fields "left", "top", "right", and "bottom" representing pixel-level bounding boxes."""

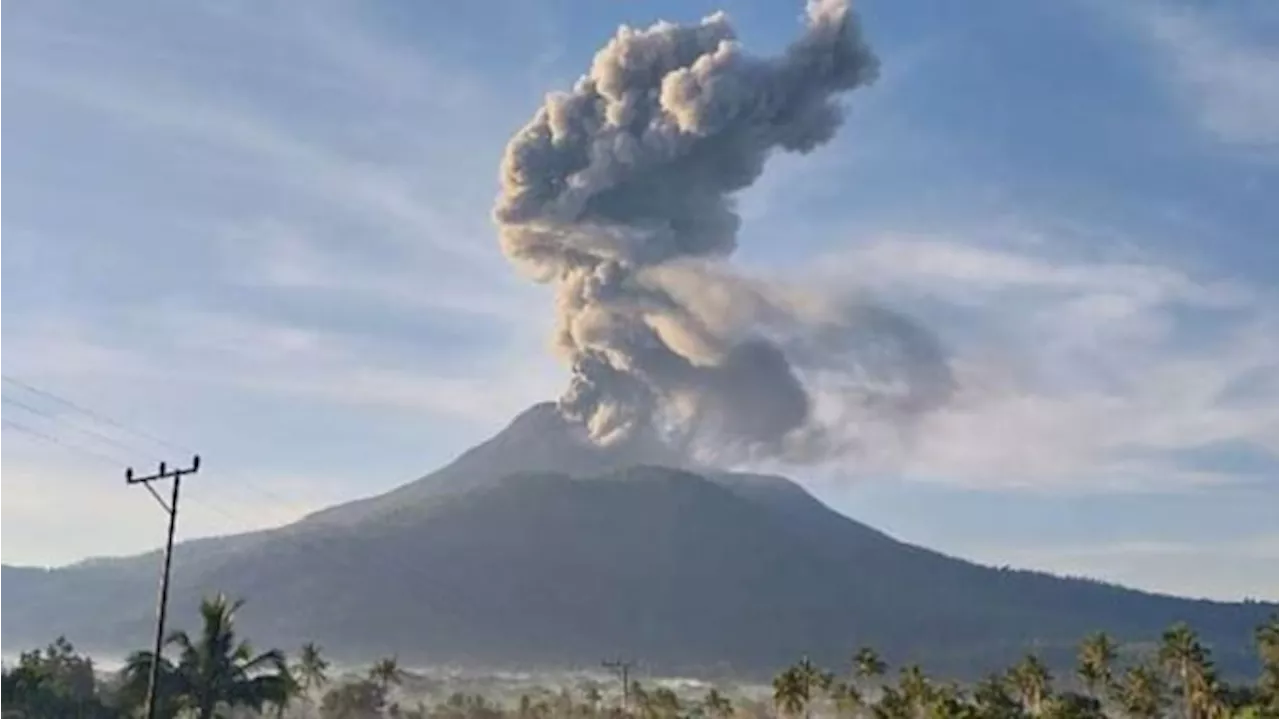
[{"left": 2, "top": 593, "right": 1275, "bottom": 718}]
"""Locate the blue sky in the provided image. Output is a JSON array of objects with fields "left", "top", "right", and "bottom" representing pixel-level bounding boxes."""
[{"left": 2, "top": 0, "right": 1276, "bottom": 601}]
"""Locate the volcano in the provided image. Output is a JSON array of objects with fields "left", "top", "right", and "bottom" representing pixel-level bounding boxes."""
[{"left": 2, "top": 404, "right": 1272, "bottom": 677}]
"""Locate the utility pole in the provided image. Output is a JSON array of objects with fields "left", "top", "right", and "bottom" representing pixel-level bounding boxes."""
[
  {"left": 602, "top": 659, "right": 633, "bottom": 714},
  {"left": 127, "top": 455, "right": 200, "bottom": 719}
]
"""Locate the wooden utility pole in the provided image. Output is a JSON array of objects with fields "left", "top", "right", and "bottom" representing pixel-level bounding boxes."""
[
  {"left": 127, "top": 455, "right": 200, "bottom": 719},
  {"left": 602, "top": 659, "right": 633, "bottom": 714}
]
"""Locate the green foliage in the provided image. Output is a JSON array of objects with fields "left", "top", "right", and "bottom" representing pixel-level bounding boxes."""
[
  {"left": 764, "top": 617, "right": 1275, "bottom": 719},
  {"left": 701, "top": 688, "right": 734, "bottom": 719},
  {"left": 1075, "top": 632, "right": 1116, "bottom": 700},
  {"left": 1256, "top": 615, "right": 1278, "bottom": 716},
  {"left": 1006, "top": 654, "right": 1051, "bottom": 716},
  {"left": 296, "top": 641, "right": 332, "bottom": 695},
  {"left": 89, "top": 594, "right": 296, "bottom": 719},
  {"left": 1040, "top": 692, "right": 1104, "bottom": 719},
  {"left": 320, "top": 678, "right": 387, "bottom": 719},
  {"left": 970, "top": 673, "right": 1025, "bottom": 719},
  {"left": 853, "top": 647, "right": 887, "bottom": 682},
  {"left": 8, "top": 609, "right": 1279, "bottom": 719},
  {"left": 369, "top": 655, "right": 408, "bottom": 693},
  {"left": 772, "top": 657, "right": 832, "bottom": 719},
  {"left": 1112, "top": 662, "right": 1166, "bottom": 719},
  {"left": 0, "top": 637, "right": 116, "bottom": 718}
]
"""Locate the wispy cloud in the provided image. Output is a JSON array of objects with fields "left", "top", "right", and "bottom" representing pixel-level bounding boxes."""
[
  {"left": 1126, "top": 2, "right": 1277, "bottom": 150},
  {"left": 8, "top": 65, "right": 496, "bottom": 267},
  {"left": 800, "top": 229, "right": 1275, "bottom": 492}
]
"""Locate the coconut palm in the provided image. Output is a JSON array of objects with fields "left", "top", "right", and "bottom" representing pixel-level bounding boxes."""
[
  {"left": 1258, "top": 616, "right": 1279, "bottom": 715},
  {"left": 853, "top": 647, "right": 887, "bottom": 684},
  {"left": 1113, "top": 663, "right": 1166, "bottom": 719},
  {"left": 1159, "top": 622, "right": 1222, "bottom": 719},
  {"left": 295, "top": 642, "right": 330, "bottom": 696},
  {"left": 164, "top": 594, "right": 295, "bottom": 719},
  {"left": 829, "top": 681, "right": 864, "bottom": 718},
  {"left": 650, "top": 687, "right": 682, "bottom": 719},
  {"left": 369, "top": 656, "right": 407, "bottom": 694},
  {"left": 929, "top": 682, "right": 969, "bottom": 719},
  {"left": 702, "top": 687, "right": 734, "bottom": 719},
  {"left": 774, "top": 666, "right": 808, "bottom": 719},
  {"left": 1007, "top": 654, "right": 1052, "bottom": 716},
  {"left": 1041, "top": 691, "right": 1105, "bottom": 719},
  {"left": 321, "top": 679, "right": 387, "bottom": 719},
  {"left": 897, "top": 665, "right": 933, "bottom": 717},
  {"left": 630, "top": 681, "right": 651, "bottom": 719},
  {"left": 582, "top": 684, "right": 603, "bottom": 715},
  {"left": 774, "top": 658, "right": 832, "bottom": 719},
  {"left": 1076, "top": 632, "right": 1116, "bottom": 702},
  {"left": 871, "top": 686, "right": 911, "bottom": 719},
  {"left": 118, "top": 648, "right": 189, "bottom": 718},
  {"left": 971, "top": 673, "right": 1022, "bottom": 719}
]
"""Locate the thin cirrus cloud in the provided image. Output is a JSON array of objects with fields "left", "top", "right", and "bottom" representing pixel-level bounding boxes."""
[
  {"left": 796, "top": 231, "right": 1275, "bottom": 492},
  {"left": 0, "top": 0, "right": 570, "bottom": 565},
  {"left": 1123, "top": 1, "right": 1278, "bottom": 150}
]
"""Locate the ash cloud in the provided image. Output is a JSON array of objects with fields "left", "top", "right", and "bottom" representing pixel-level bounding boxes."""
[{"left": 494, "top": 0, "right": 952, "bottom": 464}]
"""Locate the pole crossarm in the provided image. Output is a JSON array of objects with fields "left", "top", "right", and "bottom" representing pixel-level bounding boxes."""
[{"left": 126, "top": 455, "right": 200, "bottom": 485}]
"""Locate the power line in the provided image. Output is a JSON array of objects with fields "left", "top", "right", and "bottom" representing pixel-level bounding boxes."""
[
  {"left": 0, "top": 371, "right": 192, "bottom": 450},
  {"left": 2, "top": 395, "right": 149, "bottom": 460},
  {"left": 1, "top": 418, "right": 123, "bottom": 467},
  {"left": 2, "top": 375, "right": 299, "bottom": 517}
]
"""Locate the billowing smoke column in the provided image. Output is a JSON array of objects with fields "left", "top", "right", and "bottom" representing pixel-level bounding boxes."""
[{"left": 495, "top": 0, "right": 951, "bottom": 464}]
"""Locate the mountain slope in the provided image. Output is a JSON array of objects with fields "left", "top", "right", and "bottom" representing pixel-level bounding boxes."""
[{"left": 3, "top": 407, "right": 1273, "bottom": 678}]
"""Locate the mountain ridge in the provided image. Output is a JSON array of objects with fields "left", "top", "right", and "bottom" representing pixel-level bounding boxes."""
[{"left": 3, "top": 404, "right": 1273, "bottom": 679}]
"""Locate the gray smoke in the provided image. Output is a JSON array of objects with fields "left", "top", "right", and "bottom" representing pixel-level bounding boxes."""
[{"left": 495, "top": 0, "right": 952, "bottom": 464}]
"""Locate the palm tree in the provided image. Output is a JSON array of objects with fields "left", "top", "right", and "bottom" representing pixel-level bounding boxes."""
[
  {"left": 1042, "top": 691, "right": 1104, "bottom": 719},
  {"left": 321, "top": 679, "right": 387, "bottom": 719},
  {"left": 165, "top": 594, "right": 294, "bottom": 719},
  {"left": 1258, "top": 616, "right": 1279, "bottom": 716},
  {"left": 870, "top": 686, "right": 911, "bottom": 719},
  {"left": 1076, "top": 632, "right": 1116, "bottom": 701},
  {"left": 369, "top": 656, "right": 407, "bottom": 694},
  {"left": 853, "top": 647, "right": 887, "bottom": 684},
  {"left": 1113, "top": 663, "right": 1166, "bottom": 719},
  {"left": 897, "top": 665, "right": 933, "bottom": 717},
  {"left": 583, "top": 684, "right": 603, "bottom": 715},
  {"left": 702, "top": 688, "right": 734, "bottom": 719},
  {"left": 630, "top": 681, "right": 651, "bottom": 719},
  {"left": 1159, "top": 622, "right": 1221, "bottom": 719},
  {"left": 271, "top": 667, "right": 300, "bottom": 718},
  {"left": 1007, "top": 654, "right": 1052, "bottom": 716},
  {"left": 650, "top": 687, "right": 682, "bottom": 719},
  {"left": 829, "top": 681, "right": 863, "bottom": 718},
  {"left": 117, "top": 650, "right": 183, "bottom": 719},
  {"left": 929, "top": 682, "right": 968, "bottom": 719},
  {"left": 971, "top": 673, "right": 1022, "bottom": 719},
  {"left": 295, "top": 642, "right": 330, "bottom": 696},
  {"left": 774, "top": 658, "right": 832, "bottom": 719},
  {"left": 774, "top": 666, "right": 808, "bottom": 719}
]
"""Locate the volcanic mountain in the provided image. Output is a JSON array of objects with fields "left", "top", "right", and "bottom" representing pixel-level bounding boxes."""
[{"left": 2, "top": 404, "right": 1272, "bottom": 677}]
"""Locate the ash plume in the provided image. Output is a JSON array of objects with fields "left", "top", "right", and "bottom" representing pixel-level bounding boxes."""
[{"left": 494, "top": 0, "right": 952, "bottom": 464}]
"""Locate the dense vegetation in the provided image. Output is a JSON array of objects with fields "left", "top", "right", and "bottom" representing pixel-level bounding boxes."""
[{"left": 2, "top": 594, "right": 1275, "bottom": 719}]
